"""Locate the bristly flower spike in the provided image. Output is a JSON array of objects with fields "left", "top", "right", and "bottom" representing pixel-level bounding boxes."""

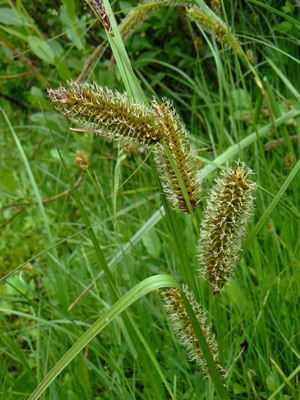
[
  {"left": 152, "top": 98, "right": 201, "bottom": 213},
  {"left": 163, "top": 284, "right": 221, "bottom": 377},
  {"left": 198, "top": 162, "right": 256, "bottom": 294},
  {"left": 48, "top": 81, "right": 163, "bottom": 147}
]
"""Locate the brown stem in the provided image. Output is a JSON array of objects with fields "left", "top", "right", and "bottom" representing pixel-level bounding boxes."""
[
  {"left": 0, "top": 71, "right": 31, "bottom": 79},
  {"left": 0, "top": 208, "right": 26, "bottom": 228}
]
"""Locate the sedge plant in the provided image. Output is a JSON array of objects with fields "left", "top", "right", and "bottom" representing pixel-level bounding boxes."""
[
  {"left": 3, "top": 0, "right": 298, "bottom": 399},
  {"left": 48, "top": 73, "right": 256, "bottom": 399},
  {"left": 35, "top": 0, "right": 257, "bottom": 397}
]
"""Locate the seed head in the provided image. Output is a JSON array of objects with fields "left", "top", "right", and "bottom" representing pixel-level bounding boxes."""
[
  {"left": 198, "top": 162, "right": 256, "bottom": 293},
  {"left": 152, "top": 98, "right": 201, "bottom": 213},
  {"left": 119, "top": 0, "right": 159, "bottom": 41},
  {"left": 209, "top": 0, "right": 220, "bottom": 12},
  {"left": 163, "top": 284, "right": 221, "bottom": 376},
  {"left": 48, "top": 81, "right": 163, "bottom": 147},
  {"left": 88, "top": 0, "right": 114, "bottom": 36},
  {"left": 75, "top": 150, "right": 89, "bottom": 170},
  {"left": 187, "top": 6, "right": 242, "bottom": 55}
]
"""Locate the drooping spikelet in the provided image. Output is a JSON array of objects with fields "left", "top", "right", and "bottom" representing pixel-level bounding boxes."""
[
  {"left": 118, "top": 0, "right": 199, "bottom": 43},
  {"left": 198, "top": 163, "right": 256, "bottom": 293},
  {"left": 48, "top": 81, "right": 163, "bottom": 146},
  {"left": 163, "top": 285, "right": 221, "bottom": 376},
  {"left": 187, "top": 6, "right": 242, "bottom": 55},
  {"left": 152, "top": 98, "right": 201, "bottom": 212},
  {"left": 119, "top": 0, "right": 159, "bottom": 42}
]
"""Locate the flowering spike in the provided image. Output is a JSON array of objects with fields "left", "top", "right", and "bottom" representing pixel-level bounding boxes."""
[
  {"left": 162, "top": 285, "right": 221, "bottom": 376},
  {"left": 48, "top": 81, "right": 163, "bottom": 146},
  {"left": 88, "top": 0, "right": 114, "bottom": 36},
  {"left": 187, "top": 6, "right": 242, "bottom": 55},
  {"left": 152, "top": 98, "right": 201, "bottom": 212},
  {"left": 198, "top": 163, "right": 256, "bottom": 293}
]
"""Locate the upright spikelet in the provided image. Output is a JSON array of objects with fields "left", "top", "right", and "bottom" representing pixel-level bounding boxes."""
[
  {"left": 163, "top": 285, "right": 221, "bottom": 376},
  {"left": 187, "top": 6, "right": 242, "bottom": 55},
  {"left": 48, "top": 81, "right": 163, "bottom": 146},
  {"left": 152, "top": 98, "right": 201, "bottom": 212},
  {"left": 198, "top": 163, "right": 256, "bottom": 293}
]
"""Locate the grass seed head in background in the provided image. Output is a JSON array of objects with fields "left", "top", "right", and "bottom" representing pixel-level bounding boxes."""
[
  {"left": 152, "top": 98, "right": 201, "bottom": 212},
  {"left": 198, "top": 162, "right": 256, "bottom": 294},
  {"left": 75, "top": 150, "right": 90, "bottom": 170},
  {"left": 163, "top": 284, "right": 221, "bottom": 377},
  {"left": 48, "top": 81, "right": 163, "bottom": 147},
  {"left": 187, "top": 6, "right": 242, "bottom": 55},
  {"left": 209, "top": 0, "right": 221, "bottom": 13},
  {"left": 119, "top": 0, "right": 160, "bottom": 42}
]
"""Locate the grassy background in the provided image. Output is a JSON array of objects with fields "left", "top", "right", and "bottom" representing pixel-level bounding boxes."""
[{"left": 0, "top": 0, "right": 299, "bottom": 399}]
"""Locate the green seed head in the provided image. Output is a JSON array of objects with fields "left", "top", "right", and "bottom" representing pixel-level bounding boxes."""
[
  {"left": 163, "top": 284, "right": 221, "bottom": 376},
  {"left": 152, "top": 98, "right": 201, "bottom": 212},
  {"left": 198, "top": 163, "right": 256, "bottom": 293},
  {"left": 119, "top": 0, "right": 159, "bottom": 42},
  {"left": 48, "top": 81, "right": 163, "bottom": 146},
  {"left": 187, "top": 6, "right": 242, "bottom": 54}
]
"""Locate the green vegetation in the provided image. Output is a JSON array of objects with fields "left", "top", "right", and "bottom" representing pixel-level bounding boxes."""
[{"left": 0, "top": 0, "right": 299, "bottom": 399}]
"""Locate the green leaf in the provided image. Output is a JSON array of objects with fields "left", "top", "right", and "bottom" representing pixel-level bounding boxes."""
[
  {"left": 142, "top": 229, "right": 162, "bottom": 258},
  {"left": 27, "top": 36, "right": 55, "bottom": 64},
  {"left": 60, "top": 5, "right": 85, "bottom": 50},
  {"left": 55, "top": 56, "right": 72, "bottom": 81},
  {"left": 29, "top": 87, "right": 50, "bottom": 109},
  {"left": 0, "top": 8, "right": 28, "bottom": 26},
  {"left": 231, "top": 89, "right": 249, "bottom": 110},
  {"left": 62, "top": 0, "right": 76, "bottom": 21}
]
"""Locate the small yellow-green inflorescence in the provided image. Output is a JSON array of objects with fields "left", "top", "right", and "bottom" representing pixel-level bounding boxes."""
[
  {"left": 163, "top": 284, "right": 221, "bottom": 377},
  {"left": 48, "top": 81, "right": 163, "bottom": 147},
  {"left": 198, "top": 163, "right": 256, "bottom": 294}
]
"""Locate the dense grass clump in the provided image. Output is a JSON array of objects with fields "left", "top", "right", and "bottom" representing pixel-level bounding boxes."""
[{"left": 0, "top": 1, "right": 299, "bottom": 399}]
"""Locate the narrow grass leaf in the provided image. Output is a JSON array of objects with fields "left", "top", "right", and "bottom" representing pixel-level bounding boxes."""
[
  {"left": 201, "top": 109, "right": 300, "bottom": 178},
  {"left": 1, "top": 107, "right": 53, "bottom": 242},
  {"left": 242, "top": 160, "right": 300, "bottom": 254},
  {"left": 267, "top": 364, "right": 300, "bottom": 400},
  {"left": 27, "top": 274, "right": 179, "bottom": 400},
  {"left": 247, "top": 0, "right": 300, "bottom": 27}
]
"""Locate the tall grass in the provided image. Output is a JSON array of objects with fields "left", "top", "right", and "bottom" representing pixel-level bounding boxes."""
[{"left": 0, "top": 0, "right": 299, "bottom": 399}]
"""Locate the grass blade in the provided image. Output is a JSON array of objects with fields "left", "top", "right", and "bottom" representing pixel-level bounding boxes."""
[
  {"left": 243, "top": 160, "right": 300, "bottom": 254},
  {"left": 28, "top": 274, "right": 179, "bottom": 400}
]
